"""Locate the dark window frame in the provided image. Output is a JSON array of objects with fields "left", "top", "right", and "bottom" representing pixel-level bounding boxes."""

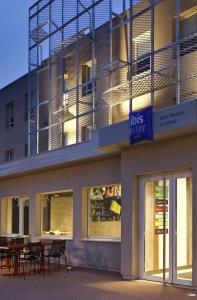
[
  {"left": 5, "top": 149, "right": 14, "bottom": 162},
  {"left": 6, "top": 101, "right": 15, "bottom": 128},
  {"left": 82, "top": 63, "right": 93, "bottom": 97}
]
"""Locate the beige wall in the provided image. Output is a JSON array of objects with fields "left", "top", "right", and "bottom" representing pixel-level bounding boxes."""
[
  {"left": 0, "top": 133, "right": 197, "bottom": 284},
  {"left": 121, "top": 133, "right": 197, "bottom": 285},
  {"left": 0, "top": 157, "right": 121, "bottom": 272}
]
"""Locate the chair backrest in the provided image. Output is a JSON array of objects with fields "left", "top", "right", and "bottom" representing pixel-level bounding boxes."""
[
  {"left": 50, "top": 240, "right": 66, "bottom": 256},
  {"left": 26, "top": 242, "right": 42, "bottom": 257},
  {"left": 11, "top": 238, "right": 24, "bottom": 245},
  {"left": 0, "top": 237, "right": 7, "bottom": 246}
]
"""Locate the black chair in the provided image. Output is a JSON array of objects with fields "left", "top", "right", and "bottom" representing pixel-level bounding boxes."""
[
  {"left": 19, "top": 242, "right": 42, "bottom": 280},
  {"left": 44, "top": 240, "right": 69, "bottom": 274}
]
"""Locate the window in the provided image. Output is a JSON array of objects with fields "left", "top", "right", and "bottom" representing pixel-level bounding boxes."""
[
  {"left": 179, "top": 9, "right": 197, "bottom": 56},
  {"left": 82, "top": 60, "right": 93, "bottom": 97},
  {"left": 81, "top": 126, "right": 91, "bottom": 142},
  {"left": 5, "top": 149, "right": 14, "bottom": 162},
  {"left": 6, "top": 101, "right": 15, "bottom": 128},
  {"left": 133, "top": 31, "right": 151, "bottom": 75},
  {"left": 24, "top": 144, "right": 28, "bottom": 157},
  {"left": 63, "top": 73, "right": 69, "bottom": 92},
  {"left": 1, "top": 197, "right": 29, "bottom": 236},
  {"left": 24, "top": 93, "right": 28, "bottom": 121},
  {"left": 41, "top": 191, "right": 73, "bottom": 238},
  {"left": 87, "top": 184, "right": 121, "bottom": 239},
  {"left": 62, "top": 132, "right": 68, "bottom": 147}
]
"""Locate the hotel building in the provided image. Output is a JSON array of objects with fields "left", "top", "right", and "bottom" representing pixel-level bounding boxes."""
[{"left": 0, "top": 0, "right": 196, "bottom": 287}]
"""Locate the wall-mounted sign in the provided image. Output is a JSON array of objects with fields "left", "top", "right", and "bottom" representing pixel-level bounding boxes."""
[
  {"left": 154, "top": 185, "right": 169, "bottom": 235},
  {"left": 129, "top": 106, "right": 153, "bottom": 145},
  {"left": 155, "top": 228, "right": 168, "bottom": 235},
  {"left": 155, "top": 205, "right": 168, "bottom": 213}
]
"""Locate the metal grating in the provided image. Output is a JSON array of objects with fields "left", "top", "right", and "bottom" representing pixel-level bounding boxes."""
[{"left": 28, "top": 0, "right": 197, "bottom": 155}]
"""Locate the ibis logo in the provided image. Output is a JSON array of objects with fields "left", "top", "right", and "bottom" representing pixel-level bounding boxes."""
[
  {"left": 129, "top": 106, "right": 154, "bottom": 145},
  {"left": 131, "top": 114, "right": 144, "bottom": 126}
]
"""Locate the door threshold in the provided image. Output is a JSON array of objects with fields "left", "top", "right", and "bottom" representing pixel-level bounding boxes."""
[{"left": 139, "top": 279, "right": 194, "bottom": 290}]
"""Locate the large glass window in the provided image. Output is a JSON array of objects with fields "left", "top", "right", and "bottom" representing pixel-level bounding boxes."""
[
  {"left": 41, "top": 191, "right": 73, "bottom": 238},
  {"left": 133, "top": 30, "right": 151, "bottom": 75},
  {"left": 88, "top": 184, "right": 121, "bottom": 240},
  {"left": 176, "top": 176, "right": 192, "bottom": 282},
  {"left": 82, "top": 60, "right": 93, "bottom": 97},
  {"left": 1, "top": 197, "right": 29, "bottom": 236},
  {"left": 180, "top": 8, "right": 197, "bottom": 56}
]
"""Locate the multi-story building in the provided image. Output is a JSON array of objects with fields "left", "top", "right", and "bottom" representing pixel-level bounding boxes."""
[{"left": 0, "top": 0, "right": 196, "bottom": 287}]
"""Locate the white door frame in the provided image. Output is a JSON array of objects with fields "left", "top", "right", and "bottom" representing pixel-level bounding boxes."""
[
  {"left": 172, "top": 172, "right": 192, "bottom": 286},
  {"left": 139, "top": 172, "right": 192, "bottom": 286}
]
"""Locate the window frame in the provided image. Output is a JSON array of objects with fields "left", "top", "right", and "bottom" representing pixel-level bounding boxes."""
[
  {"left": 82, "top": 61, "right": 93, "bottom": 97},
  {"left": 179, "top": 10, "right": 197, "bottom": 56},
  {"left": 0, "top": 197, "right": 29, "bottom": 237},
  {"left": 40, "top": 190, "right": 74, "bottom": 239},
  {"left": 6, "top": 101, "right": 15, "bottom": 128},
  {"left": 133, "top": 30, "right": 151, "bottom": 75},
  {"left": 5, "top": 149, "right": 14, "bottom": 162},
  {"left": 86, "top": 183, "right": 122, "bottom": 241}
]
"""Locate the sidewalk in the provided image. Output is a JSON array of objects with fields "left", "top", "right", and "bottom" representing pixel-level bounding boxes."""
[{"left": 0, "top": 268, "right": 195, "bottom": 300}]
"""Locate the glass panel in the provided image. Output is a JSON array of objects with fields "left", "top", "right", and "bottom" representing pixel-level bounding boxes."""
[
  {"left": 41, "top": 191, "right": 73, "bottom": 238},
  {"left": 1, "top": 198, "right": 19, "bottom": 235},
  {"left": 23, "top": 199, "right": 29, "bottom": 236},
  {"left": 176, "top": 177, "right": 192, "bottom": 282},
  {"left": 12, "top": 198, "right": 19, "bottom": 234},
  {"left": 88, "top": 184, "right": 121, "bottom": 239},
  {"left": 144, "top": 179, "right": 169, "bottom": 280}
]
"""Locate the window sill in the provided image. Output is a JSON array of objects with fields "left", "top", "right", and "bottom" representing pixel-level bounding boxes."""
[
  {"left": 37, "top": 235, "right": 73, "bottom": 241},
  {"left": 81, "top": 238, "right": 121, "bottom": 243}
]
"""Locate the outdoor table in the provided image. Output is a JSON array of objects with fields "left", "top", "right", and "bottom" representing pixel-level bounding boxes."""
[
  {"left": 0, "top": 243, "right": 25, "bottom": 276},
  {"left": 0, "top": 241, "right": 52, "bottom": 277}
]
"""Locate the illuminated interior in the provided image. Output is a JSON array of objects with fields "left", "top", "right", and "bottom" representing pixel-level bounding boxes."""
[
  {"left": 62, "top": 103, "right": 77, "bottom": 146},
  {"left": 88, "top": 184, "right": 121, "bottom": 239},
  {"left": 41, "top": 191, "right": 73, "bottom": 238},
  {"left": 176, "top": 177, "right": 192, "bottom": 281},
  {"left": 144, "top": 180, "right": 170, "bottom": 279},
  {"left": 144, "top": 176, "right": 192, "bottom": 282},
  {"left": 1, "top": 197, "right": 29, "bottom": 236}
]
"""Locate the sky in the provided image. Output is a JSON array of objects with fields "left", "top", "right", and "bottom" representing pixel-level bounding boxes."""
[
  {"left": 0, "top": 0, "right": 124, "bottom": 89},
  {"left": 0, "top": 0, "right": 35, "bottom": 89}
]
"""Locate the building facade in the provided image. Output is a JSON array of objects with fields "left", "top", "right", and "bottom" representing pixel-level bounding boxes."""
[{"left": 0, "top": 0, "right": 196, "bottom": 287}]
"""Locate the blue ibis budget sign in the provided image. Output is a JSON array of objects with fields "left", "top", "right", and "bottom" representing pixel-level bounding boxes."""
[{"left": 129, "top": 106, "right": 154, "bottom": 144}]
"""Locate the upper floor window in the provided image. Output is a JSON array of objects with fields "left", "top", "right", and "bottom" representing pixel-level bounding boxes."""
[
  {"left": 63, "top": 72, "right": 69, "bottom": 92},
  {"left": 133, "top": 30, "right": 151, "bottom": 75},
  {"left": 5, "top": 149, "right": 14, "bottom": 162},
  {"left": 180, "top": 7, "right": 197, "bottom": 56},
  {"left": 82, "top": 60, "right": 93, "bottom": 97},
  {"left": 6, "top": 101, "right": 15, "bottom": 128},
  {"left": 24, "top": 144, "right": 28, "bottom": 157}
]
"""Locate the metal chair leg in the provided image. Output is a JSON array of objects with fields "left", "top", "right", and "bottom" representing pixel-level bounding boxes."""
[
  {"left": 48, "top": 257, "right": 51, "bottom": 275},
  {"left": 64, "top": 254, "right": 69, "bottom": 272}
]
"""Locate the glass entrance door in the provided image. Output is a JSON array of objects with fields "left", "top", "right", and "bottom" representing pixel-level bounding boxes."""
[
  {"left": 174, "top": 175, "right": 192, "bottom": 284},
  {"left": 140, "top": 173, "right": 192, "bottom": 286}
]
